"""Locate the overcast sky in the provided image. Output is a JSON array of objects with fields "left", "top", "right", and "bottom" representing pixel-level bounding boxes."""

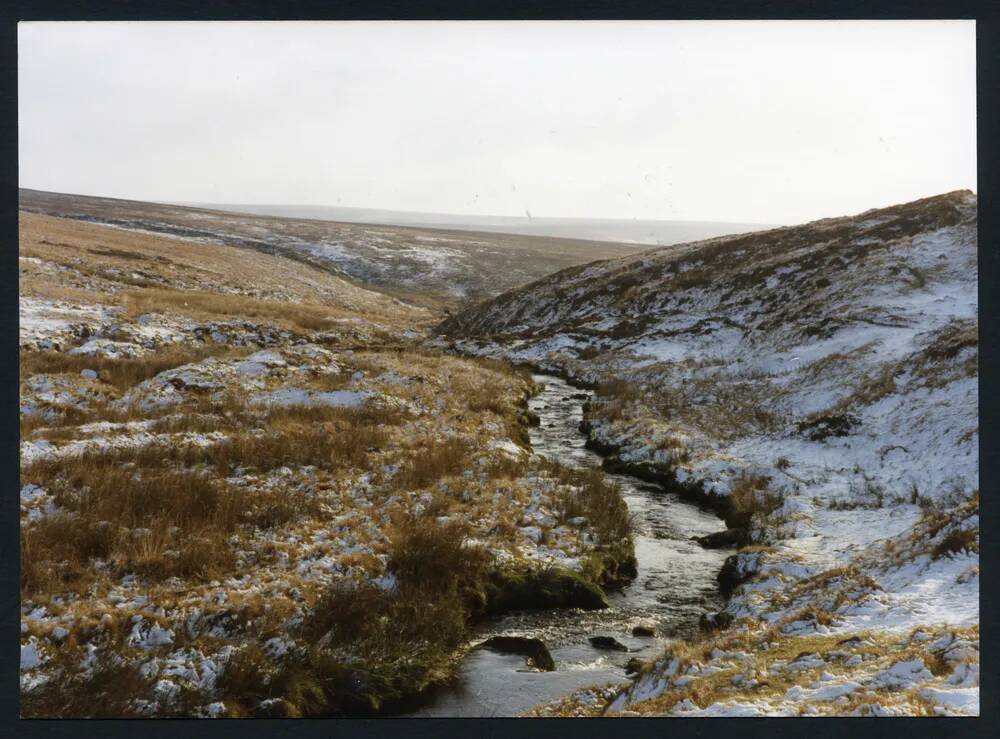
[{"left": 19, "top": 21, "right": 975, "bottom": 224}]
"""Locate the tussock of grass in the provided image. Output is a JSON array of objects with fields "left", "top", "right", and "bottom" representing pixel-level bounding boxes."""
[
  {"left": 387, "top": 516, "right": 493, "bottom": 601},
  {"left": 594, "top": 379, "right": 643, "bottom": 422},
  {"left": 214, "top": 645, "right": 327, "bottom": 718},
  {"left": 281, "top": 517, "right": 494, "bottom": 715},
  {"left": 218, "top": 425, "right": 383, "bottom": 471},
  {"left": 553, "top": 467, "right": 632, "bottom": 547},
  {"left": 394, "top": 437, "right": 472, "bottom": 490},
  {"left": 726, "top": 472, "right": 784, "bottom": 529},
  {"left": 20, "top": 466, "right": 241, "bottom": 594},
  {"left": 265, "top": 400, "right": 409, "bottom": 428},
  {"left": 21, "top": 516, "right": 114, "bottom": 594},
  {"left": 932, "top": 528, "right": 978, "bottom": 559}
]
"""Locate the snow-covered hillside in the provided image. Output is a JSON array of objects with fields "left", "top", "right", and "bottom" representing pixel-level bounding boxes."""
[{"left": 440, "top": 191, "right": 979, "bottom": 716}]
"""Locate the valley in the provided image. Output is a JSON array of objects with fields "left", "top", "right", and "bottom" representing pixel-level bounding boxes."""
[{"left": 18, "top": 190, "right": 979, "bottom": 717}]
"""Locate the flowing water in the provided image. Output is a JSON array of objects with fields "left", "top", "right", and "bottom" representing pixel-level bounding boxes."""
[{"left": 412, "top": 374, "right": 731, "bottom": 717}]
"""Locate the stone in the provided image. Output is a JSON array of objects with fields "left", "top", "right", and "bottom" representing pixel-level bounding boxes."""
[
  {"left": 480, "top": 636, "right": 555, "bottom": 671},
  {"left": 625, "top": 657, "right": 645, "bottom": 675},
  {"left": 589, "top": 635, "right": 630, "bottom": 652},
  {"left": 695, "top": 528, "right": 746, "bottom": 549}
]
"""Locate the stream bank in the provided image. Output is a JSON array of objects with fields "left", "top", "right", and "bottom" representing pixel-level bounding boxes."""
[{"left": 410, "top": 374, "right": 732, "bottom": 717}]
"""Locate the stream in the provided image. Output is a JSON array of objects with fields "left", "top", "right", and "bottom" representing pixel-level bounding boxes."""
[{"left": 411, "top": 374, "right": 731, "bottom": 717}]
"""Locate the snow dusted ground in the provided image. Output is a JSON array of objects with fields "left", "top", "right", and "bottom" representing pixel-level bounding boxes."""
[
  {"left": 440, "top": 191, "right": 979, "bottom": 716},
  {"left": 20, "top": 317, "right": 621, "bottom": 715},
  {"left": 19, "top": 297, "right": 117, "bottom": 351},
  {"left": 18, "top": 211, "right": 643, "bottom": 717}
]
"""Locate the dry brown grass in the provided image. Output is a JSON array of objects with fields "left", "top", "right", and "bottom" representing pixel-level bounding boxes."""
[
  {"left": 20, "top": 343, "right": 248, "bottom": 391},
  {"left": 594, "top": 379, "right": 644, "bottom": 423},
  {"left": 23, "top": 389, "right": 258, "bottom": 438},
  {"left": 19, "top": 210, "right": 428, "bottom": 325},
  {"left": 20, "top": 463, "right": 242, "bottom": 595},
  {"left": 394, "top": 437, "right": 472, "bottom": 490},
  {"left": 259, "top": 517, "right": 498, "bottom": 715},
  {"left": 265, "top": 400, "right": 410, "bottom": 429},
  {"left": 596, "top": 378, "right": 642, "bottom": 401},
  {"left": 20, "top": 652, "right": 153, "bottom": 718},
  {"left": 474, "top": 355, "right": 534, "bottom": 382},
  {"left": 19, "top": 390, "right": 405, "bottom": 598},
  {"left": 17, "top": 278, "right": 120, "bottom": 306},
  {"left": 592, "top": 371, "right": 782, "bottom": 441},
  {"left": 25, "top": 394, "right": 390, "bottom": 472},
  {"left": 932, "top": 528, "right": 978, "bottom": 559},
  {"left": 553, "top": 466, "right": 633, "bottom": 546},
  {"left": 467, "top": 395, "right": 510, "bottom": 416},
  {"left": 122, "top": 289, "right": 356, "bottom": 333},
  {"left": 213, "top": 645, "right": 327, "bottom": 718},
  {"left": 387, "top": 516, "right": 493, "bottom": 601},
  {"left": 840, "top": 363, "right": 899, "bottom": 409},
  {"left": 64, "top": 466, "right": 238, "bottom": 530},
  {"left": 727, "top": 472, "right": 784, "bottom": 528},
  {"left": 218, "top": 425, "right": 384, "bottom": 472}
]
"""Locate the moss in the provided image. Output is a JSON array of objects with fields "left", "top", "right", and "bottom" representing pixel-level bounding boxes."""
[{"left": 485, "top": 566, "right": 610, "bottom": 613}]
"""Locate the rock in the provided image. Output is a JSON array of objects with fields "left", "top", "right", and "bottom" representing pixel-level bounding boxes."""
[
  {"left": 570, "top": 392, "right": 590, "bottom": 400},
  {"left": 625, "top": 657, "right": 645, "bottom": 675},
  {"left": 717, "top": 552, "right": 758, "bottom": 598},
  {"left": 698, "top": 611, "right": 734, "bottom": 632},
  {"left": 695, "top": 528, "right": 746, "bottom": 549},
  {"left": 642, "top": 575, "right": 668, "bottom": 591},
  {"left": 480, "top": 636, "right": 555, "bottom": 671},
  {"left": 589, "top": 635, "right": 630, "bottom": 652},
  {"left": 631, "top": 623, "right": 656, "bottom": 637},
  {"left": 80, "top": 368, "right": 98, "bottom": 380}
]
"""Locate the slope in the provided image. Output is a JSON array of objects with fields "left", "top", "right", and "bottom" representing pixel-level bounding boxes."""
[
  {"left": 20, "top": 189, "right": 646, "bottom": 302},
  {"left": 18, "top": 212, "right": 636, "bottom": 717},
  {"left": 438, "top": 191, "right": 980, "bottom": 716}
]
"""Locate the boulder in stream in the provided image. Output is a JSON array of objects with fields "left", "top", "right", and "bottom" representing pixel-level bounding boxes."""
[
  {"left": 479, "top": 636, "right": 555, "bottom": 671},
  {"left": 694, "top": 528, "right": 746, "bottom": 549},
  {"left": 631, "top": 623, "right": 656, "bottom": 637},
  {"left": 589, "top": 635, "right": 630, "bottom": 652}
]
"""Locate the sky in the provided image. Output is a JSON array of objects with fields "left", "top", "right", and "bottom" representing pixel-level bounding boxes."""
[{"left": 19, "top": 21, "right": 976, "bottom": 225}]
